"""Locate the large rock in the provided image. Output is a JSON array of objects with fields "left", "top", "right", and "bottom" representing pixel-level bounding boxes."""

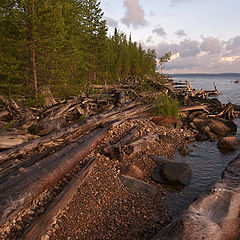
[
  {"left": 120, "top": 165, "right": 143, "bottom": 180},
  {"left": 152, "top": 162, "right": 192, "bottom": 186},
  {"left": 204, "top": 119, "right": 231, "bottom": 136},
  {"left": 119, "top": 175, "right": 156, "bottom": 194},
  {"left": 217, "top": 136, "right": 240, "bottom": 152},
  {"left": 152, "top": 154, "right": 240, "bottom": 240}
]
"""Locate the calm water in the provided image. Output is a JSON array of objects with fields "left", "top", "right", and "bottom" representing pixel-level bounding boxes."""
[{"left": 164, "top": 74, "right": 240, "bottom": 216}]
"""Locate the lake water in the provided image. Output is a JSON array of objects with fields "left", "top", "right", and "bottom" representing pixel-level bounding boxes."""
[{"left": 164, "top": 73, "right": 240, "bottom": 217}]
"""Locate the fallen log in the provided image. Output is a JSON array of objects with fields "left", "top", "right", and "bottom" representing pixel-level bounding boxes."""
[
  {"left": 0, "top": 129, "right": 37, "bottom": 150},
  {"left": 104, "top": 126, "right": 139, "bottom": 159},
  {"left": 23, "top": 157, "right": 97, "bottom": 240},
  {"left": 0, "top": 127, "right": 107, "bottom": 225},
  {"left": 179, "top": 104, "right": 209, "bottom": 113},
  {"left": 216, "top": 102, "right": 235, "bottom": 119},
  {"left": 0, "top": 101, "right": 143, "bottom": 164}
]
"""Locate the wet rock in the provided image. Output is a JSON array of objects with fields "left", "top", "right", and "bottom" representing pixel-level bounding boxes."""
[
  {"left": 152, "top": 162, "right": 191, "bottom": 186},
  {"left": 158, "top": 135, "right": 177, "bottom": 144},
  {"left": 217, "top": 136, "right": 240, "bottom": 152},
  {"left": 120, "top": 165, "right": 143, "bottom": 180},
  {"left": 152, "top": 153, "right": 240, "bottom": 240},
  {"left": 119, "top": 175, "right": 156, "bottom": 194}
]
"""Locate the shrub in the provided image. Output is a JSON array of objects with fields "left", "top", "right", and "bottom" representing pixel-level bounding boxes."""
[{"left": 155, "top": 95, "right": 179, "bottom": 118}]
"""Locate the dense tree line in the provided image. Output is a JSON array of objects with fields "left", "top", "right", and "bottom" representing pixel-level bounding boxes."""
[{"left": 0, "top": 0, "right": 157, "bottom": 98}]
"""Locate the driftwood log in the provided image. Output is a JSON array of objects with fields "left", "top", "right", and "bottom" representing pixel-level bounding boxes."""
[
  {"left": 0, "top": 101, "right": 151, "bottom": 164},
  {"left": 23, "top": 157, "right": 97, "bottom": 240},
  {"left": 0, "top": 128, "right": 107, "bottom": 225}
]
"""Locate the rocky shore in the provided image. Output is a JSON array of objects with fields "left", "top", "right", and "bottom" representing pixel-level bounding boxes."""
[{"left": 1, "top": 78, "right": 240, "bottom": 239}]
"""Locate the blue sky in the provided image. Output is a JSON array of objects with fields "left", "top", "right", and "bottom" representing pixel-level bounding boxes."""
[{"left": 100, "top": 0, "right": 240, "bottom": 73}]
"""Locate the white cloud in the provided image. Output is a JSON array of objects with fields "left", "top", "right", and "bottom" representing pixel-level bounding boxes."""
[
  {"left": 200, "top": 36, "right": 222, "bottom": 54},
  {"left": 152, "top": 25, "right": 167, "bottom": 37},
  {"left": 226, "top": 35, "right": 240, "bottom": 55},
  {"left": 151, "top": 36, "right": 240, "bottom": 73},
  {"left": 175, "top": 29, "right": 187, "bottom": 38},
  {"left": 121, "top": 0, "right": 148, "bottom": 28}
]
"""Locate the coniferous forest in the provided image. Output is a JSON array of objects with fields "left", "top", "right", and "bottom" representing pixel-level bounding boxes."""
[{"left": 0, "top": 0, "right": 157, "bottom": 99}]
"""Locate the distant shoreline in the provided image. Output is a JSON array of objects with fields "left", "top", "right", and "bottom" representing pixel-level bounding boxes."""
[{"left": 167, "top": 73, "right": 240, "bottom": 77}]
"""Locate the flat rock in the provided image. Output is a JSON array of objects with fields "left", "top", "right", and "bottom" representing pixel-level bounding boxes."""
[
  {"left": 217, "top": 136, "right": 240, "bottom": 152},
  {"left": 119, "top": 175, "right": 156, "bottom": 194},
  {"left": 120, "top": 165, "right": 143, "bottom": 180}
]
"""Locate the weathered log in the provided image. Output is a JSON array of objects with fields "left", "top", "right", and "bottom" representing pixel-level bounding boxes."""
[
  {"left": 104, "top": 126, "right": 139, "bottom": 159},
  {"left": 179, "top": 104, "right": 209, "bottom": 113},
  {"left": 0, "top": 128, "right": 107, "bottom": 225},
  {"left": 216, "top": 102, "right": 235, "bottom": 119},
  {"left": 0, "top": 101, "right": 143, "bottom": 163},
  {"left": 126, "top": 134, "right": 159, "bottom": 156},
  {"left": 0, "top": 129, "right": 37, "bottom": 150},
  {"left": 0, "top": 110, "right": 9, "bottom": 119},
  {"left": 23, "top": 157, "right": 97, "bottom": 240}
]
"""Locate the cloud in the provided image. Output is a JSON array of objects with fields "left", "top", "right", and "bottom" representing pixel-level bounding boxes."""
[
  {"left": 175, "top": 29, "right": 187, "bottom": 38},
  {"left": 146, "top": 36, "right": 153, "bottom": 43},
  {"left": 226, "top": 35, "right": 240, "bottom": 55},
  {"left": 152, "top": 25, "right": 167, "bottom": 37},
  {"left": 200, "top": 36, "right": 222, "bottom": 54},
  {"left": 105, "top": 17, "right": 118, "bottom": 28},
  {"left": 150, "top": 36, "right": 240, "bottom": 73},
  {"left": 170, "top": 0, "right": 191, "bottom": 6},
  {"left": 178, "top": 39, "right": 200, "bottom": 57},
  {"left": 121, "top": 0, "right": 148, "bottom": 28}
]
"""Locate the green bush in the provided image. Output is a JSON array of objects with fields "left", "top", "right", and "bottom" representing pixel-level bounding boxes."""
[{"left": 155, "top": 95, "right": 179, "bottom": 118}]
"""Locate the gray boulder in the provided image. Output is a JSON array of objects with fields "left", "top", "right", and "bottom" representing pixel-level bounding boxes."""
[{"left": 152, "top": 162, "right": 192, "bottom": 186}]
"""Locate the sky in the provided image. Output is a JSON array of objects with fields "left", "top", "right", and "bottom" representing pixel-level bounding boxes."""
[{"left": 100, "top": 0, "right": 240, "bottom": 74}]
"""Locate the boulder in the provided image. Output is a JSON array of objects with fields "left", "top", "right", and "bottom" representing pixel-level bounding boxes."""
[
  {"left": 119, "top": 175, "right": 156, "bottom": 194},
  {"left": 217, "top": 136, "right": 240, "bottom": 152},
  {"left": 152, "top": 154, "right": 240, "bottom": 240},
  {"left": 119, "top": 165, "right": 143, "bottom": 180},
  {"left": 204, "top": 119, "right": 231, "bottom": 136},
  {"left": 215, "top": 118, "right": 237, "bottom": 134},
  {"left": 152, "top": 162, "right": 192, "bottom": 186}
]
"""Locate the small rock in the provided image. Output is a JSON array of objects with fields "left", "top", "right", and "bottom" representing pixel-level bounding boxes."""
[
  {"left": 179, "top": 146, "right": 189, "bottom": 155},
  {"left": 119, "top": 175, "right": 156, "bottom": 194},
  {"left": 120, "top": 165, "right": 143, "bottom": 180}
]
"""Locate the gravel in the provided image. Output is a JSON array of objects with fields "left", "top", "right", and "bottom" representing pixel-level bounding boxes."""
[{"left": 0, "top": 117, "right": 194, "bottom": 240}]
